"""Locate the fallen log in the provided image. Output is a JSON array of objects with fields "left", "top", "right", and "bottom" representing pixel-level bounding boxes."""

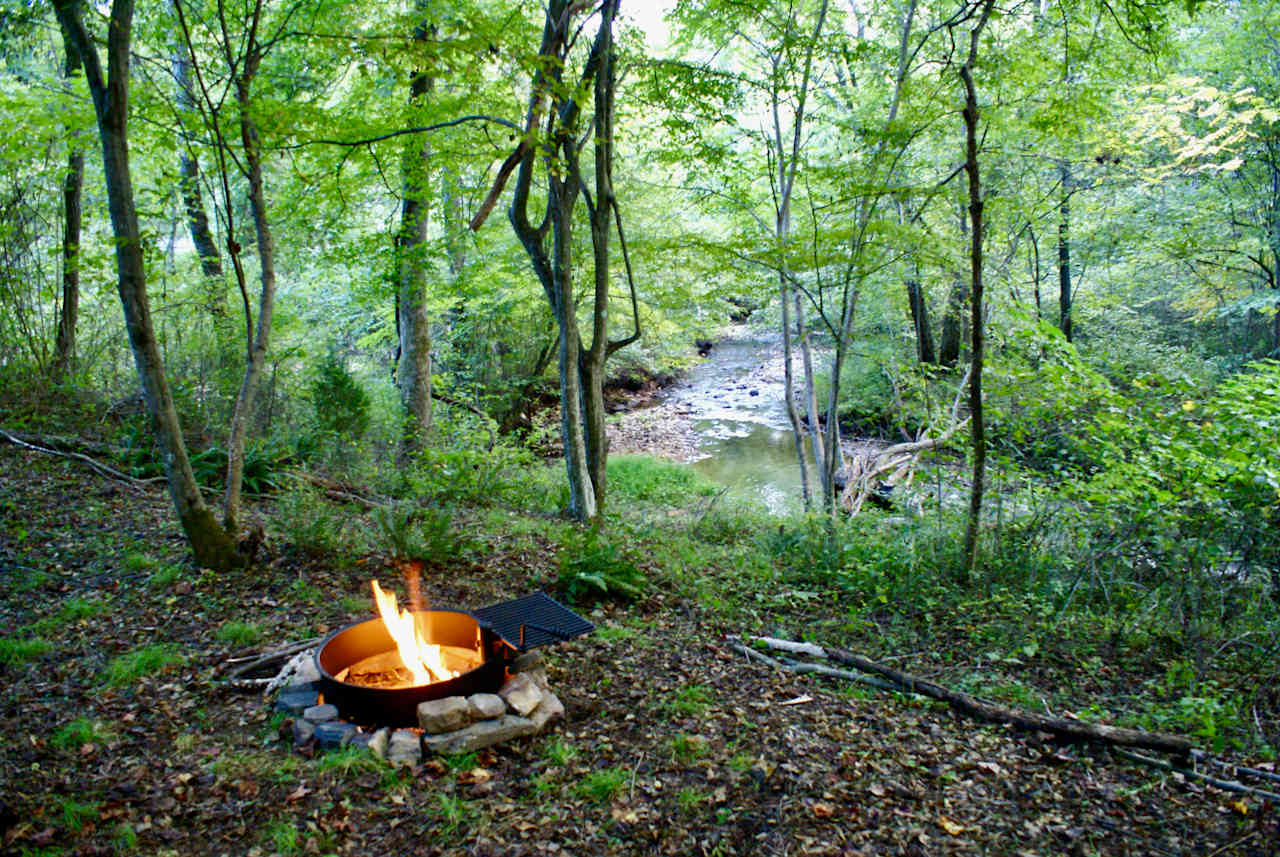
[{"left": 747, "top": 635, "right": 1193, "bottom": 758}]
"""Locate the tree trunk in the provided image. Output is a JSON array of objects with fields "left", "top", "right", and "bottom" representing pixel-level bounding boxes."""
[
  {"left": 396, "top": 14, "right": 435, "bottom": 451},
  {"left": 906, "top": 276, "right": 936, "bottom": 364},
  {"left": 958, "top": 0, "right": 994, "bottom": 583},
  {"left": 797, "top": 290, "right": 826, "bottom": 498},
  {"left": 223, "top": 47, "right": 277, "bottom": 535},
  {"left": 53, "top": 37, "right": 83, "bottom": 382},
  {"left": 1058, "top": 162, "right": 1072, "bottom": 342},
  {"left": 172, "top": 45, "right": 221, "bottom": 280},
  {"left": 53, "top": 0, "right": 242, "bottom": 570}
]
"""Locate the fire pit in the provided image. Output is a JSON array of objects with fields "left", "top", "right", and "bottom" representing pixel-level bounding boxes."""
[{"left": 313, "top": 592, "right": 593, "bottom": 728}]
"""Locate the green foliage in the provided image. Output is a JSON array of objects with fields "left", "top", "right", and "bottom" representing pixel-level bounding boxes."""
[
  {"left": 555, "top": 528, "right": 647, "bottom": 604},
  {"left": 667, "top": 684, "right": 714, "bottom": 717},
  {"left": 403, "top": 442, "right": 535, "bottom": 507},
  {"left": 316, "top": 745, "right": 384, "bottom": 778},
  {"left": 311, "top": 352, "right": 370, "bottom": 439},
  {"left": 573, "top": 767, "right": 629, "bottom": 804},
  {"left": 264, "top": 820, "right": 300, "bottom": 855},
  {"left": 50, "top": 717, "right": 115, "bottom": 751},
  {"left": 541, "top": 736, "right": 578, "bottom": 767},
  {"left": 0, "top": 636, "right": 52, "bottom": 666},
  {"left": 606, "top": 455, "right": 718, "bottom": 505},
  {"left": 372, "top": 503, "right": 468, "bottom": 564},
  {"left": 54, "top": 797, "right": 99, "bottom": 832},
  {"left": 216, "top": 621, "right": 264, "bottom": 647},
  {"left": 274, "top": 486, "right": 367, "bottom": 558},
  {"left": 101, "top": 644, "right": 184, "bottom": 689},
  {"left": 188, "top": 439, "right": 291, "bottom": 494}
]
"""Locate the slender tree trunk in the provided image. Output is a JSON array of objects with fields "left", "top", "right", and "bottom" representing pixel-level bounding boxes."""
[
  {"left": 53, "top": 37, "right": 83, "bottom": 382},
  {"left": 780, "top": 272, "right": 813, "bottom": 508},
  {"left": 906, "top": 276, "right": 936, "bottom": 364},
  {"left": 172, "top": 45, "right": 222, "bottom": 280},
  {"left": 396, "top": 15, "right": 435, "bottom": 450},
  {"left": 797, "top": 290, "right": 826, "bottom": 497},
  {"left": 223, "top": 47, "right": 277, "bottom": 535},
  {"left": 53, "top": 0, "right": 242, "bottom": 570},
  {"left": 958, "top": 0, "right": 994, "bottom": 583},
  {"left": 1058, "top": 162, "right": 1072, "bottom": 342}
]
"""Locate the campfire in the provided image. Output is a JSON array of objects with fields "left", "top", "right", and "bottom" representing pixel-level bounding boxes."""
[{"left": 312, "top": 582, "right": 593, "bottom": 728}]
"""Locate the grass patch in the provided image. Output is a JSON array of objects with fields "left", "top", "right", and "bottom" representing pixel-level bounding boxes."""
[
  {"left": 148, "top": 563, "right": 183, "bottom": 588},
  {"left": 264, "top": 819, "right": 300, "bottom": 855},
  {"left": 215, "top": 620, "right": 264, "bottom": 647},
  {"left": 50, "top": 717, "right": 115, "bottom": 751},
  {"left": 55, "top": 796, "right": 99, "bottom": 832},
  {"left": 316, "top": 745, "right": 383, "bottom": 778},
  {"left": 57, "top": 597, "right": 109, "bottom": 622},
  {"left": 667, "top": 684, "right": 714, "bottom": 717},
  {"left": 676, "top": 786, "right": 707, "bottom": 814},
  {"left": 542, "top": 736, "right": 578, "bottom": 767},
  {"left": 101, "top": 643, "right": 183, "bottom": 688},
  {"left": 574, "top": 767, "right": 629, "bottom": 804},
  {"left": 607, "top": 455, "right": 718, "bottom": 505},
  {"left": 671, "top": 733, "right": 709, "bottom": 763},
  {"left": 0, "top": 636, "right": 52, "bottom": 666}
]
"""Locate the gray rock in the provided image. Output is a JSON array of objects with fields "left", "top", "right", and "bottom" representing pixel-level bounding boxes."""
[
  {"left": 315, "top": 720, "right": 358, "bottom": 749},
  {"left": 386, "top": 729, "right": 422, "bottom": 767},
  {"left": 524, "top": 666, "right": 550, "bottom": 692},
  {"left": 303, "top": 703, "right": 339, "bottom": 724},
  {"left": 467, "top": 693, "right": 506, "bottom": 720},
  {"left": 368, "top": 727, "right": 391, "bottom": 760},
  {"left": 511, "top": 651, "right": 543, "bottom": 673},
  {"left": 289, "top": 655, "right": 322, "bottom": 687},
  {"left": 348, "top": 732, "right": 373, "bottom": 751},
  {"left": 421, "top": 715, "right": 537, "bottom": 755},
  {"left": 292, "top": 719, "right": 316, "bottom": 747},
  {"left": 530, "top": 691, "right": 565, "bottom": 731},
  {"left": 275, "top": 687, "right": 319, "bottom": 715},
  {"left": 498, "top": 672, "right": 543, "bottom": 717},
  {"left": 417, "top": 696, "right": 473, "bottom": 734}
]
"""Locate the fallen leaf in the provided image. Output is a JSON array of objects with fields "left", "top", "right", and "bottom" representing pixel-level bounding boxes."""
[
  {"left": 285, "top": 784, "right": 312, "bottom": 802},
  {"left": 869, "top": 783, "right": 887, "bottom": 798},
  {"left": 938, "top": 815, "right": 965, "bottom": 836},
  {"left": 1228, "top": 799, "right": 1249, "bottom": 816},
  {"left": 812, "top": 802, "right": 836, "bottom": 818},
  {"left": 458, "top": 767, "right": 492, "bottom": 785},
  {"left": 611, "top": 807, "right": 639, "bottom": 823}
]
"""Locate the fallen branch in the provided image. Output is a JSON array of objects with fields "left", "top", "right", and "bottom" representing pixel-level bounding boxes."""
[
  {"left": 430, "top": 390, "right": 497, "bottom": 451},
  {"left": 0, "top": 427, "right": 160, "bottom": 487},
  {"left": 221, "top": 638, "right": 321, "bottom": 684},
  {"left": 748, "top": 635, "right": 1193, "bottom": 758},
  {"left": 1115, "top": 749, "right": 1280, "bottom": 803},
  {"left": 728, "top": 639, "right": 904, "bottom": 693},
  {"left": 281, "top": 471, "right": 388, "bottom": 509}
]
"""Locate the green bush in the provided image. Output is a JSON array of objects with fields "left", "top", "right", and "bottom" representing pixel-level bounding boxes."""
[
  {"left": 311, "top": 352, "right": 370, "bottom": 439},
  {"left": 372, "top": 503, "right": 469, "bottom": 564},
  {"left": 556, "top": 528, "right": 647, "bottom": 604}
]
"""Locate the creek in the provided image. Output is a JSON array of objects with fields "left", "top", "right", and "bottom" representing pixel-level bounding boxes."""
[{"left": 660, "top": 329, "right": 806, "bottom": 514}]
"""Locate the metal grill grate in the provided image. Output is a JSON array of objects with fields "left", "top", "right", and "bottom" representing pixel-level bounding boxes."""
[{"left": 471, "top": 592, "right": 594, "bottom": 652}]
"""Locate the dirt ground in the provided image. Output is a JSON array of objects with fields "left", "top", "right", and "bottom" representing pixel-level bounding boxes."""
[{"left": 1, "top": 442, "right": 1277, "bottom": 856}]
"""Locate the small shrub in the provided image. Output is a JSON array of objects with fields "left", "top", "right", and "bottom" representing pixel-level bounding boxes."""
[
  {"left": 311, "top": 352, "right": 370, "bottom": 439},
  {"left": 573, "top": 767, "right": 629, "bottom": 804},
  {"left": 671, "top": 733, "right": 709, "bottom": 763},
  {"left": 148, "top": 563, "right": 184, "bottom": 589},
  {"left": 372, "top": 504, "right": 468, "bottom": 564},
  {"left": 275, "top": 486, "right": 365, "bottom": 558},
  {"left": 102, "top": 644, "right": 183, "bottom": 688},
  {"left": 542, "top": 736, "right": 578, "bottom": 767},
  {"left": 555, "top": 528, "right": 647, "bottom": 604},
  {"left": 0, "top": 636, "right": 52, "bottom": 666}
]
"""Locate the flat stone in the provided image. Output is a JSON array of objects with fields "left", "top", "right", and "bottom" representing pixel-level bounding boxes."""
[
  {"left": 292, "top": 719, "right": 316, "bottom": 747},
  {"left": 303, "top": 703, "right": 339, "bottom": 724},
  {"left": 348, "top": 732, "right": 373, "bottom": 751},
  {"left": 467, "top": 693, "right": 506, "bottom": 720},
  {"left": 275, "top": 687, "right": 320, "bottom": 715},
  {"left": 422, "top": 715, "right": 537, "bottom": 755},
  {"left": 386, "top": 729, "right": 422, "bottom": 767},
  {"left": 417, "top": 696, "right": 473, "bottom": 734},
  {"left": 498, "top": 673, "right": 543, "bottom": 717},
  {"left": 524, "top": 666, "right": 550, "bottom": 692},
  {"left": 315, "top": 720, "right": 358, "bottom": 749},
  {"left": 368, "top": 727, "right": 391, "bottom": 760},
  {"left": 530, "top": 691, "right": 565, "bottom": 732},
  {"left": 511, "top": 651, "right": 543, "bottom": 673}
]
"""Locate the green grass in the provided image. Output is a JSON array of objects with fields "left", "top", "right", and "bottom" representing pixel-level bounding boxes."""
[
  {"left": 0, "top": 636, "right": 52, "bottom": 666},
  {"left": 101, "top": 643, "right": 183, "bottom": 688},
  {"left": 574, "top": 767, "right": 629, "bottom": 804},
  {"left": 55, "top": 797, "right": 99, "bottom": 832},
  {"left": 316, "top": 745, "right": 383, "bottom": 778},
  {"left": 607, "top": 455, "right": 718, "bottom": 505},
  {"left": 57, "top": 597, "right": 109, "bottom": 622},
  {"left": 148, "top": 563, "right": 183, "bottom": 588},
  {"left": 542, "top": 736, "right": 578, "bottom": 767},
  {"left": 215, "top": 620, "right": 264, "bottom": 647},
  {"left": 676, "top": 786, "right": 707, "bottom": 814},
  {"left": 50, "top": 717, "right": 115, "bottom": 751},
  {"left": 264, "top": 819, "right": 300, "bottom": 854},
  {"left": 110, "top": 821, "right": 138, "bottom": 853},
  {"left": 435, "top": 792, "right": 478, "bottom": 836},
  {"left": 667, "top": 684, "right": 714, "bottom": 717},
  {"left": 671, "top": 733, "right": 709, "bottom": 763}
]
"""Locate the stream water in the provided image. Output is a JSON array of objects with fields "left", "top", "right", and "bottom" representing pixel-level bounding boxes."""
[{"left": 661, "top": 329, "right": 806, "bottom": 514}]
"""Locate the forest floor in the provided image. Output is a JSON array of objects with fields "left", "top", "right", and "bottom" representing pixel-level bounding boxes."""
[{"left": 1, "top": 438, "right": 1278, "bottom": 857}]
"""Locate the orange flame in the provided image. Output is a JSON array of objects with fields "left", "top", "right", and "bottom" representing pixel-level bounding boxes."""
[{"left": 370, "top": 579, "right": 456, "bottom": 685}]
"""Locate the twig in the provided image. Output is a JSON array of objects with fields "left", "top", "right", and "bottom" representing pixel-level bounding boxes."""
[
  {"left": 1192, "top": 750, "right": 1280, "bottom": 787},
  {"left": 727, "top": 640, "right": 901, "bottom": 693},
  {"left": 1114, "top": 749, "right": 1280, "bottom": 803},
  {"left": 221, "top": 638, "right": 320, "bottom": 682}
]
